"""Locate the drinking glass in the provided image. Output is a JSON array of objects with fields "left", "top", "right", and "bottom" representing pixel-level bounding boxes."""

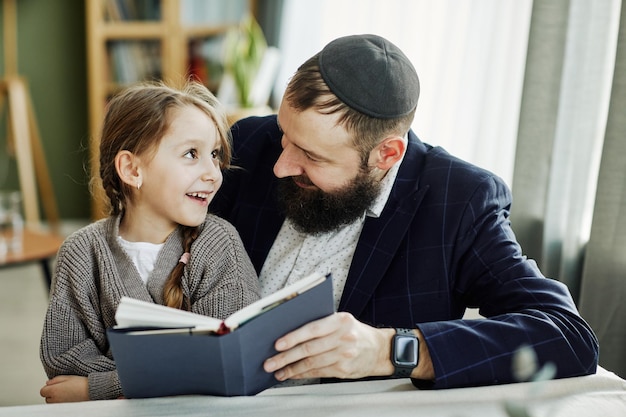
[{"left": 0, "top": 190, "right": 24, "bottom": 256}]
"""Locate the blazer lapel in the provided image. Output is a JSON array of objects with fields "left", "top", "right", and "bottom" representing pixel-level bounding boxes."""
[{"left": 339, "top": 132, "right": 429, "bottom": 316}]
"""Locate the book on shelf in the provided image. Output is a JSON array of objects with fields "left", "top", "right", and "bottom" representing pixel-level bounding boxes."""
[
  {"left": 108, "top": 41, "right": 161, "bottom": 85},
  {"left": 180, "top": 0, "right": 248, "bottom": 26},
  {"left": 108, "top": 271, "right": 334, "bottom": 397},
  {"left": 105, "top": 0, "right": 161, "bottom": 22}
]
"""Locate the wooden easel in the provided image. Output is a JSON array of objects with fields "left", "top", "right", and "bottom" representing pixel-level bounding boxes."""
[{"left": 1, "top": 0, "right": 59, "bottom": 231}]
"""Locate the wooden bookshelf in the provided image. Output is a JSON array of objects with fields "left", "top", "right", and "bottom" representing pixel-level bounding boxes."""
[{"left": 85, "top": 0, "right": 255, "bottom": 219}]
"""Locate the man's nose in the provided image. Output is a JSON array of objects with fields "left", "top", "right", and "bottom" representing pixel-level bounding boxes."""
[{"left": 273, "top": 145, "right": 303, "bottom": 178}]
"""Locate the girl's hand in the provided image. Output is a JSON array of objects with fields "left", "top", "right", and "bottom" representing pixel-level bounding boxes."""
[{"left": 40, "top": 375, "right": 89, "bottom": 403}]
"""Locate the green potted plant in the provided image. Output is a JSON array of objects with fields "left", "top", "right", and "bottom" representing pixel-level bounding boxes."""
[{"left": 223, "top": 14, "right": 268, "bottom": 109}]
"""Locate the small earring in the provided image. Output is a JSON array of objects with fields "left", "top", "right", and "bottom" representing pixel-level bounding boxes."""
[{"left": 137, "top": 182, "right": 141, "bottom": 190}]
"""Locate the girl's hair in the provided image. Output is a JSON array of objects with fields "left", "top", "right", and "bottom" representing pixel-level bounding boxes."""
[
  {"left": 284, "top": 54, "right": 416, "bottom": 166},
  {"left": 94, "top": 80, "right": 232, "bottom": 310}
]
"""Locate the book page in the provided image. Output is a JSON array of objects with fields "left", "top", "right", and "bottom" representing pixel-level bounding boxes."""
[
  {"left": 114, "top": 271, "right": 329, "bottom": 333},
  {"left": 115, "top": 297, "right": 223, "bottom": 330},
  {"left": 223, "top": 271, "right": 328, "bottom": 330}
]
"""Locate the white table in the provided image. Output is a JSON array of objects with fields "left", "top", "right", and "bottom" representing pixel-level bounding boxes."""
[{"left": 2, "top": 367, "right": 625, "bottom": 417}]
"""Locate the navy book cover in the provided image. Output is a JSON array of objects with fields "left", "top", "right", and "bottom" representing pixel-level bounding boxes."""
[{"left": 107, "top": 273, "right": 334, "bottom": 398}]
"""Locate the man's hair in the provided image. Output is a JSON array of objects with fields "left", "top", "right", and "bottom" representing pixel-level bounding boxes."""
[{"left": 284, "top": 53, "right": 416, "bottom": 165}]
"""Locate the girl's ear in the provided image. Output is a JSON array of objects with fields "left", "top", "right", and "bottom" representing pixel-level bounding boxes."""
[
  {"left": 371, "top": 136, "right": 407, "bottom": 170},
  {"left": 115, "top": 150, "right": 142, "bottom": 189}
]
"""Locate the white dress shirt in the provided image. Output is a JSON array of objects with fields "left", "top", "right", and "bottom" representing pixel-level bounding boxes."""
[{"left": 259, "top": 152, "right": 404, "bottom": 310}]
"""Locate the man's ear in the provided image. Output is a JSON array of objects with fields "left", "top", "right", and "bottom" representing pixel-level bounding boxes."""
[
  {"left": 371, "top": 136, "right": 407, "bottom": 170},
  {"left": 115, "top": 150, "right": 142, "bottom": 189}
]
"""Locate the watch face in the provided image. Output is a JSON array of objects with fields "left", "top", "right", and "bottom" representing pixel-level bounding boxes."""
[{"left": 395, "top": 336, "right": 418, "bottom": 366}]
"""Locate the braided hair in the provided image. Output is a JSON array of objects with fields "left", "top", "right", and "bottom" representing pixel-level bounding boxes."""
[{"left": 92, "top": 80, "right": 232, "bottom": 310}]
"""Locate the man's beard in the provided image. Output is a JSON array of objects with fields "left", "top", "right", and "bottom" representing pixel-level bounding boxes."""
[{"left": 276, "top": 169, "right": 382, "bottom": 235}]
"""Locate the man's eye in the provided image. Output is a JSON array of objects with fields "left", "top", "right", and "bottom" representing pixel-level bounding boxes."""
[{"left": 304, "top": 152, "right": 320, "bottom": 162}]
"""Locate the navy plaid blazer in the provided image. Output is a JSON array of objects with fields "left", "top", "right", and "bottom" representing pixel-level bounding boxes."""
[{"left": 212, "top": 115, "right": 598, "bottom": 389}]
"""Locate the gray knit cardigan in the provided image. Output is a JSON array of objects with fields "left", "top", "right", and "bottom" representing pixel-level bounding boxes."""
[{"left": 40, "top": 214, "right": 260, "bottom": 400}]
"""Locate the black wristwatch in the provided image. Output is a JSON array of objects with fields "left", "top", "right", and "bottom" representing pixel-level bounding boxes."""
[{"left": 391, "top": 328, "right": 419, "bottom": 378}]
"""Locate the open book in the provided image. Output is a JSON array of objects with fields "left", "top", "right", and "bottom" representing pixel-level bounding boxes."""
[
  {"left": 115, "top": 271, "right": 328, "bottom": 335},
  {"left": 108, "top": 271, "right": 334, "bottom": 397}
]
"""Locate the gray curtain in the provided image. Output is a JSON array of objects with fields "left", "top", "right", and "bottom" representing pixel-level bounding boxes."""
[
  {"left": 510, "top": 0, "right": 569, "bottom": 267},
  {"left": 579, "top": 1, "right": 626, "bottom": 379},
  {"left": 512, "top": 0, "right": 625, "bottom": 378},
  {"left": 512, "top": 0, "right": 620, "bottom": 301}
]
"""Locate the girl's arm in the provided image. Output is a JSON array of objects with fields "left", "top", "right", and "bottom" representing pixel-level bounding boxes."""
[
  {"left": 188, "top": 215, "right": 260, "bottom": 318},
  {"left": 40, "top": 235, "right": 123, "bottom": 401}
]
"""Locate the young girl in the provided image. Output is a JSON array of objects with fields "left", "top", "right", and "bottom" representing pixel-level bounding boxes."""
[{"left": 39, "top": 81, "right": 260, "bottom": 403}]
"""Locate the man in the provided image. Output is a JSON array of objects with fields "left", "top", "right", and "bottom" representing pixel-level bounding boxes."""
[{"left": 211, "top": 34, "right": 598, "bottom": 389}]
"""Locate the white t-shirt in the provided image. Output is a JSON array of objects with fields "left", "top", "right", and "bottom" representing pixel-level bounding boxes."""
[{"left": 117, "top": 236, "right": 164, "bottom": 284}]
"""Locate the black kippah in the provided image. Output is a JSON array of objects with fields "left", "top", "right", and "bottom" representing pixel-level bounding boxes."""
[{"left": 318, "top": 34, "right": 420, "bottom": 119}]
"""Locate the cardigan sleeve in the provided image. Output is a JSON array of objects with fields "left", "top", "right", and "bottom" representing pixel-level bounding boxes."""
[
  {"left": 186, "top": 215, "right": 261, "bottom": 319},
  {"left": 40, "top": 230, "right": 123, "bottom": 400}
]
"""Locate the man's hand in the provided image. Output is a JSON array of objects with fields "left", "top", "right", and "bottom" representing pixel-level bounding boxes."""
[
  {"left": 40, "top": 375, "right": 89, "bottom": 403},
  {"left": 263, "top": 312, "right": 391, "bottom": 380},
  {"left": 263, "top": 312, "right": 434, "bottom": 381}
]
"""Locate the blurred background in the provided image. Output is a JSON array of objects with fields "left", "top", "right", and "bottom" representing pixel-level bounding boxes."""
[
  {"left": 0, "top": 0, "right": 534, "bottom": 221},
  {"left": 0, "top": 0, "right": 625, "bottom": 407}
]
